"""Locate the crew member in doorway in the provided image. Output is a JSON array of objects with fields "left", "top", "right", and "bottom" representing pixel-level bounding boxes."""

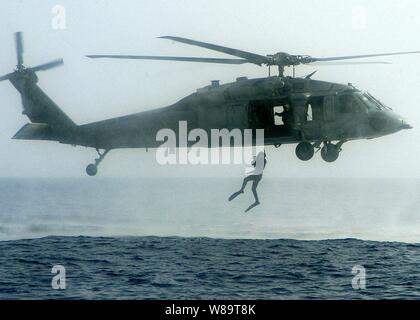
[{"left": 275, "top": 105, "right": 293, "bottom": 128}]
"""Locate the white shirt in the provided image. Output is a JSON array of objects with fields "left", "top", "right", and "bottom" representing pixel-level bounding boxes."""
[{"left": 245, "top": 154, "right": 266, "bottom": 176}]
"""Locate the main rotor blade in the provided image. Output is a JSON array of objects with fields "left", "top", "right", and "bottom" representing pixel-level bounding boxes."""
[
  {"left": 86, "top": 55, "right": 249, "bottom": 64},
  {"left": 313, "top": 51, "right": 420, "bottom": 62},
  {"left": 308, "top": 61, "right": 392, "bottom": 66},
  {"left": 15, "top": 32, "right": 24, "bottom": 67},
  {"left": 159, "top": 36, "right": 269, "bottom": 65},
  {"left": 29, "top": 59, "right": 64, "bottom": 72}
]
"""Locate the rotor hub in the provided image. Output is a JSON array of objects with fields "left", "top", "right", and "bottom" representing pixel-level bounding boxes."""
[{"left": 267, "top": 53, "right": 315, "bottom": 67}]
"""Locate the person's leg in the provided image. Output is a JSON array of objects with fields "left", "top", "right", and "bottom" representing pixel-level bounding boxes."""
[
  {"left": 239, "top": 175, "right": 252, "bottom": 192},
  {"left": 251, "top": 176, "right": 262, "bottom": 204},
  {"left": 229, "top": 176, "right": 251, "bottom": 202},
  {"left": 244, "top": 176, "right": 262, "bottom": 212}
]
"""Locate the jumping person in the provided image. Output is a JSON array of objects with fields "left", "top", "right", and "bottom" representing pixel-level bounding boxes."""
[{"left": 229, "top": 151, "right": 267, "bottom": 212}]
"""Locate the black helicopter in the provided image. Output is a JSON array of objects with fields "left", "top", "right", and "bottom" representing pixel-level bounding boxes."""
[{"left": 0, "top": 33, "right": 415, "bottom": 176}]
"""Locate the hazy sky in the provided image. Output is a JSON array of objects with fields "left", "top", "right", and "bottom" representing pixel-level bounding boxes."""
[{"left": 0, "top": 0, "right": 419, "bottom": 178}]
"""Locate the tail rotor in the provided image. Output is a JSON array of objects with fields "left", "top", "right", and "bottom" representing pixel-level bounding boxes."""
[{"left": 0, "top": 32, "right": 64, "bottom": 82}]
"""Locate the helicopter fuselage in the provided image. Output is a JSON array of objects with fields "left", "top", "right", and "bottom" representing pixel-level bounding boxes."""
[{"left": 75, "top": 76, "right": 411, "bottom": 151}]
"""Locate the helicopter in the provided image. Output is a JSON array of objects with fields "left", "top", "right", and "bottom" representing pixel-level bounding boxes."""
[{"left": 0, "top": 32, "right": 415, "bottom": 176}]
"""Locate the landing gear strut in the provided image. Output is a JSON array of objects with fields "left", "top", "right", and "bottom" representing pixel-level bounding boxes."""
[{"left": 86, "top": 149, "right": 110, "bottom": 176}]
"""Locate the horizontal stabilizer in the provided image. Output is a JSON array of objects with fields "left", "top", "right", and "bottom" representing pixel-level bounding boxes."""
[{"left": 12, "top": 123, "right": 55, "bottom": 141}]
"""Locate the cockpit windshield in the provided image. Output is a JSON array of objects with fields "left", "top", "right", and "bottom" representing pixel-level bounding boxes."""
[{"left": 356, "top": 92, "right": 392, "bottom": 111}]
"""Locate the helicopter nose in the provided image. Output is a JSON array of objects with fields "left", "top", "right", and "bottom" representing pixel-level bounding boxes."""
[
  {"left": 401, "top": 120, "right": 413, "bottom": 130},
  {"left": 370, "top": 112, "right": 413, "bottom": 134}
]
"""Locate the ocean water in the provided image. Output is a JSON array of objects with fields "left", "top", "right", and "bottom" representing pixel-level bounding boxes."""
[
  {"left": 1, "top": 236, "right": 420, "bottom": 300},
  {"left": 0, "top": 177, "right": 419, "bottom": 299}
]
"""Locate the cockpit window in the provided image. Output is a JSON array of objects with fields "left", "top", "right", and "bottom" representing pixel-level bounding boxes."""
[{"left": 357, "top": 92, "right": 392, "bottom": 111}]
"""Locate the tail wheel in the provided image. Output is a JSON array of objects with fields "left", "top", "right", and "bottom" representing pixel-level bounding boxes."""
[
  {"left": 86, "top": 164, "right": 98, "bottom": 176},
  {"left": 295, "top": 142, "right": 315, "bottom": 161},
  {"left": 321, "top": 144, "right": 340, "bottom": 163},
  {"left": 85, "top": 149, "right": 110, "bottom": 176}
]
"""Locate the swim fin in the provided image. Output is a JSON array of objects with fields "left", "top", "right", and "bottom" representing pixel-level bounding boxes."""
[
  {"left": 228, "top": 191, "right": 243, "bottom": 202},
  {"left": 245, "top": 202, "right": 260, "bottom": 213}
]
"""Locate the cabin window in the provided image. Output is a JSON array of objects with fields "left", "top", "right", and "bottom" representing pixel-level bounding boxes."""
[
  {"left": 307, "top": 104, "right": 313, "bottom": 122},
  {"left": 307, "top": 97, "right": 324, "bottom": 121}
]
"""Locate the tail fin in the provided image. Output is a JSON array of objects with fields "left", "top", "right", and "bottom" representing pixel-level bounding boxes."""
[
  {"left": 11, "top": 73, "right": 75, "bottom": 129},
  {"left": 9, "top": 73, "right": 76, "bottom": 141}
]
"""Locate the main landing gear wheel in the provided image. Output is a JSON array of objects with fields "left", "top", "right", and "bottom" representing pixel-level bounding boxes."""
[
  {"left": 295, "top": 142, "right": 315, "bottom": 161},
  {"left": 321, "top": 143, "right": 340, "bottom": 163},
  {"left": 86, "top": 149, "right": 110, "bottom": 176}
]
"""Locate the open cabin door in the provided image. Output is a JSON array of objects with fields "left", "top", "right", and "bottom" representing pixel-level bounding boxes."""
[
  {"left": 248, "top": 99, "right": 293, "bottom": 141},
  {"left": 248, "top": 100, "right": 273, "bottom": 129}
]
